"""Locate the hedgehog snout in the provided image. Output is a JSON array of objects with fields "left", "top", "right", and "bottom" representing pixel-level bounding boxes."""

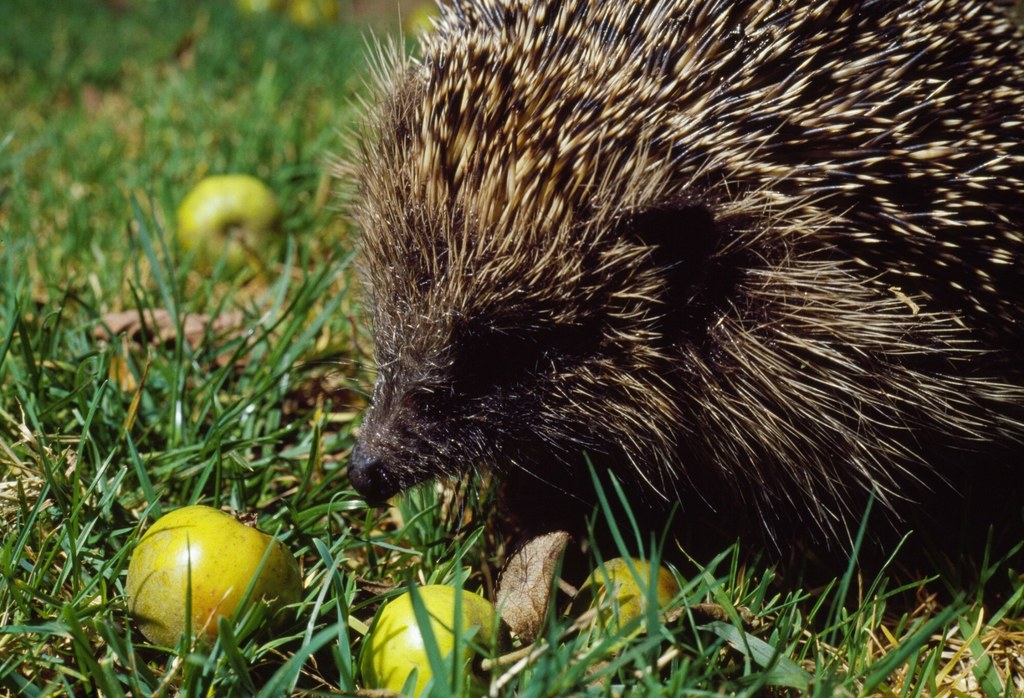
[{"left": 349, "top": 440, "right": 401, "bottom": 502}]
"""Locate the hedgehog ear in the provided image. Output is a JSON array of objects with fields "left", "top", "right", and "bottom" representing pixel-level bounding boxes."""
[
  {"left": 617, "top": 205, "right": 742, "bottom": 332},
  {"left": 619, "top": 205, "right": 720, "bottom": 297}
]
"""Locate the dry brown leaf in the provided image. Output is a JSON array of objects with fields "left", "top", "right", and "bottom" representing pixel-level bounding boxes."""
[
  {"left": 94, "top": 308, "right": 246, "bottom": 353},
  {"left": 358, "top": 578, "right": 400, "bottom": 597},
  {"left": 495, "top": 530, "right": 570, "bottom": 643}
]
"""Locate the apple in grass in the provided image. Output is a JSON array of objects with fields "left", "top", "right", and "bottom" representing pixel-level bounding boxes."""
[
  {"left": 175, "top": 174, "right": 280, "bottom": 272},
  {"left": 360, "top": 585, "right": 496, "bottom": 696},
  {"left": 286, "top": 0, "right": 339, "bottom": 27},
  {"left": 126, "top": 505, "right": 302, "bottom": 647},
  {"left": 575, "top": 557, "right": 681, "bottom": 632},
  {"left": 403, "top": 1, "right": 440, "bottom": 37},
  {"left": 236, "top": 0, "right": 284, "bottom": 13}
]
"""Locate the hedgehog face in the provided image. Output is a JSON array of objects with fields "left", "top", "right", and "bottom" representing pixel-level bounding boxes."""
[
  {"left": 349, "top": 190, "right": 732, "bottom": 505},
  {"left": 347, "top": 1, "right": 709, "bottom": 501},
  {"left": 350, "top": 210, "right": 625, "bottom": 498},
  {"left": 349, "top": 287, "right": 611, "bottom": 501}
]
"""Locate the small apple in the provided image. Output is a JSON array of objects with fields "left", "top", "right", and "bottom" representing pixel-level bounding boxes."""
[
  {"left": 126, "top": 505, "right": 302, "bottom": 647},
  {"left": 236, "top": 0, "right": 284, "bottom": 13},
  {"left": 576, "top": 557, "right": 680, "bottom": 631},
  {"left": 286, "top": 0, "right": 339, "bottom": 27},
  {"left": 175, "top": 174, "right": 280, "bottom": 272},
  {"left": 403, "top": 2, "right": 439, "bottom": 36},
  {"left": 360, "top": 585, "right": 495, "bottom": 696}
]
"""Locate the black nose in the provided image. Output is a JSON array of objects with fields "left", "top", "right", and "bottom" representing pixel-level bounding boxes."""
[{"left": 349, "top": 441, "right": 400, "bottom": 502}]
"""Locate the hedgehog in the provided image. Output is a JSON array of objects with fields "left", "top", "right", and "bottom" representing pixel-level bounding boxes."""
[{"left": 344, "top": 0, "right": 1024, "bottom": 554}]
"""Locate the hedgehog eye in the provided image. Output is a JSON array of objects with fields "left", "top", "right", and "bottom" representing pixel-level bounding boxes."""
[{"left": 450, "top": 328, "right": 542, "bottom": 397}]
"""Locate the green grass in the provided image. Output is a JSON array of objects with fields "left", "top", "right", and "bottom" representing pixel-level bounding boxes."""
[{"left": 1, "top": 1, "right": 1023, "bottom": 696}]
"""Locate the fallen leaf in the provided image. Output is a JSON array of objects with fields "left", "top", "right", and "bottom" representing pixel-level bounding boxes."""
[
  {"left": 94, "top": 308, "right": 245, "bottom": 353},
  {"left": 495, "top": 531, "right": 570, "bottom": 643}
]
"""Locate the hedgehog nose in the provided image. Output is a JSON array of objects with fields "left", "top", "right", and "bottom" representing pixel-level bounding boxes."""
[{"left": 349, "top": 441, "right": 399, "bottom": 503}]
